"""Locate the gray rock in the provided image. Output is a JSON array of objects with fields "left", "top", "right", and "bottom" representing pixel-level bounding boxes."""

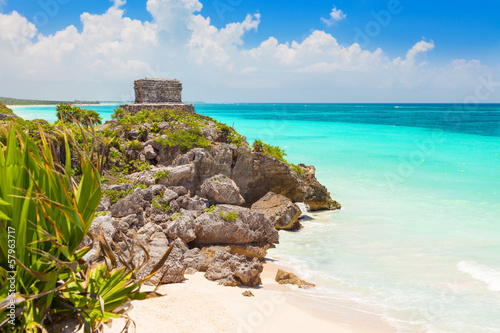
[
  {"left": 120, "top": 213, "right": 141, "bottom": 226},
  {"left": 205, "top": 250, "right": 263, "bottom": 287},
  {"left": 102, "top": 183, "right": 132, "bottom": 192},
  {"left": 166, "top": 210, "right": 200, "bottom": 243},
  {"left": 89, "top": 214, "right": 117, "bottom": 244},
  {"left": 110, "top": 190, "right": 149, "bottom": 218},
  {"left": 169, "top": 186, "right": 188, "bottom": 196},
  {"left": 163, "top": 164, "right": 195, "bottom": 186},
  {"left": 193, "top": 205, "right": 279, "bottom": 246},
  {"left": 175, "top": 195, "right": 208, "bottom": 211},
  {"left": 251, "top": 192, "right": 302, "bottom": 230},
  {"left": 137, "top": 222, "right": 160, "bottom": 240},
  {"left": 183, "top": 248, "right": 211, "bottom": 271},
  {"left": 127, "top": 129, "right": 141, "bottom": 140},
  {"left": 96, "top": 196, "right": 111, "bottom": 212},
  {"left": 163, "top": 188, "right": 179, "bottom": 202},
  {"left": 144, "top": 144, "right": 157, "bottom": 160},
  {"left": 200, "top": 174, "right": 245, "bottom": 205}
]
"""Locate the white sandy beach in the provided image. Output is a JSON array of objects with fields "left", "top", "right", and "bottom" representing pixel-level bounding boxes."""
[{"left": 104, "top": 261, "right": 395, "bottom": 333}]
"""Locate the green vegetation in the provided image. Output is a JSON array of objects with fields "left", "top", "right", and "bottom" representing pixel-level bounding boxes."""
[
  {"left": 253, "top": 139, "right": 304, "bottom": 176},
  {"left": 56, "top": 104, "right": 102, "bottom": 127},
  {"left": 0, "top": 102, "right": 13, "bottom": 114},
  {"left": 253, "top": 139, "right": 264, "bottom": 152},
  {"left": 152, "top": 195, "right": 170, "bottom": 211},
  {"left": 130, "top": 139, "right": 142, "bottom": 150},
  {"left": 155, "top": 170, "right": 170, "bottom": 184},
  {"left": 0, "top": 97, "right": 100, "bottom": 106},
  {"left": 204, "top": 205, "right": 216, "bottom": 213},
  {"left": 102, "top": 184, "right": 148, "bottom": 204},
  {"left": 155, "top": 127, "right": 211, "bottom": 152},
  {"left": 151, "top": 122, "right": 160, "bottom": 134},
  {"left": 219, "top": 211, "right": 239, "bottom": 222},
  {"left": 171, "top": 213, "right": 182, "bottom": 221},
  {"left": 0, "top": 123, "right": 172, "bottom": 331}
]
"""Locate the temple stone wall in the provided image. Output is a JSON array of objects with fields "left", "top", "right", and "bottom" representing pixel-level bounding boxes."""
[
  {"left": 121, "top": 78, "right": 195, "bottom": 115},
  {"left": 134, "top": 79, "right": 183, "bottom": 103}
]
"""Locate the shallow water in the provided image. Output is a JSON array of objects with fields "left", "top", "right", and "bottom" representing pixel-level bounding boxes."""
[{"left": 13, "top": 103, "right": 500, "bottom": 332}]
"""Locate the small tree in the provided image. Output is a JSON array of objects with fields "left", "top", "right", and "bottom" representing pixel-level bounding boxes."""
[{"left": 56, "top": 104, "right": 102, "bottom": 127}]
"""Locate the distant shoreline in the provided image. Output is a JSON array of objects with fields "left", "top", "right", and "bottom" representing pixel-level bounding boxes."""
[{"left": 7, "top": 104, "right": 103, "bottom": 108}]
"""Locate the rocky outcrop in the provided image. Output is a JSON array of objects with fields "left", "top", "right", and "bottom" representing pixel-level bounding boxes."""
[
  {"left": 205, "top": 250, "right": 264, "bottom": 287},
  {"left": 193, "top": 205, "right": 279, "bottom": 247},
  {"left": 91, "top": 103, "right": 341, "bottom": 290},
  {"left": 299, "top": 164, "right": 341, "bottom": 211},
  {"left": 165, "top": 144, "right": 338, "bottom": 211},
  {"left": 275, "top": 269, "right": 315, "bottom": 289},
  {"left": 200, "top": 174, "right": 245, "bottom": 205},
  {"left": 251, "top": 192, "right": 302, "bottom": 230},
  {"left": 110, "top": 185, "right": 165, "bottom": 218}
]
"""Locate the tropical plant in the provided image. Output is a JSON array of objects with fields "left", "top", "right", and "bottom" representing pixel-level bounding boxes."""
[
  {"left": 56, "top": 104, "right": 102, "bottom": 127},
  {"left": 0, "top": 121, "right": 167, "bottom": 332},
  {"left": 0, "top": 122, "right": 102, "bottom": 330}
]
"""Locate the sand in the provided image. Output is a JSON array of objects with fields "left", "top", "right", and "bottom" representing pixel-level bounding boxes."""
[{"left": 103, "top": 261, "right": 395, "bottom": 333}]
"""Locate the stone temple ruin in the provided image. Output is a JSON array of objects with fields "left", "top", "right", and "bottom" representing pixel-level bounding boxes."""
[{"left": 121, "top": 78, "right": 195, "bottom": 115}]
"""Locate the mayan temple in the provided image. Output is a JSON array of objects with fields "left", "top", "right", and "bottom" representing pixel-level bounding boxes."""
[{"left": 121, "top": 78, "right": 195, "bottom": 114}]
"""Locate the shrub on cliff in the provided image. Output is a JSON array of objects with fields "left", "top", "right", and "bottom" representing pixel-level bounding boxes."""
[
  {"left": 253, "top": 139, "right": 304, "bottom": 176},
  {"left": 56, "top": 104, "right": 102, "bottom": 127},
  {"left": 0, "top": 103, "right": 13, "bottom": 115}
]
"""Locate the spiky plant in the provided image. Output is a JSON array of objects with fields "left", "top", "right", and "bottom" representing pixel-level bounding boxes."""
[{"left": 0, "top": 120, "right": 170, "bottom": 332}]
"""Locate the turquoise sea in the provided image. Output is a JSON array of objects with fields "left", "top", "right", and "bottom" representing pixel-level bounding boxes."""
[{"left": 12, "top": 103, "right": 500, "bottom": 332}]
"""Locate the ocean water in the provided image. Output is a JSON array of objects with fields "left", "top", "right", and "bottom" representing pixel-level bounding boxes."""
[{"left": 12, "top": 103, "right": 500, "bottom": 332}]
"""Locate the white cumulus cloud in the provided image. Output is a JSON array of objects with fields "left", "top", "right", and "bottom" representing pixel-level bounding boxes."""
[
  {"left": 0, "top": 2, "right": 497, "bottom": 103},
  {"left": 321, "top": 6, "right": 347, "bottom": 26}
]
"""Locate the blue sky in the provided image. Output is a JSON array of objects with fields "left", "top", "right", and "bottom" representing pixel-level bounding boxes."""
[
  {"left": 0, "top": 0, "right": 499, "bottom": 102},
  {"left": 4, "top": 0, "right": 499, "bottom": 65}
]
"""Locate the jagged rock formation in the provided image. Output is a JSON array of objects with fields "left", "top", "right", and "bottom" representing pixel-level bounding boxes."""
[
  {"left": 275, "top": 269, "right": 316, "bottom": 289},
  {"left": 92, "top": 91, "right": 340, "bottom": 287}
]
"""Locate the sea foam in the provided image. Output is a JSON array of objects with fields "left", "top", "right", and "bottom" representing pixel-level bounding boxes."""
[{"left": 457, "top": 261, "right": 500, "bottom": 291}]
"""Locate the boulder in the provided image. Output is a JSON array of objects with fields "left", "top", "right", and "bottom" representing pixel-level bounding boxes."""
[
  {"left": 102, "top": 183, "right": 132, "bottom": 191},
  {"left": 228, "top": 243, "right": 275, "bottom": 259},
  {"left": 174, "top": 195, "right": 208, "bottom": 211},
  {"left": 88, "top": 214, "right": 117, "bottom": 244},
  {"left": 275, "top": 269, "right": 315, "bottom": 289},
  {"left": 96, "top": 196, "right": 111, "bottom": 212},
  {"left": 169, "top": 186, "right": 188, "bottom": 196},
  {"left": 205, "top": 250, "right": 263, "bottom": 287},
  {"left": 162, "top": 188, "right": 179, "bottom": 202},
  {"left": 251, "top": 192, "right": 302, "bottom": 230},
  {"left": 200, "top": 174, "right": 245, "bottom": 205},
  {"left": 299, "top": 164, "right": 341, "bottom": 211},
  {"left": 166, "top": 210, "right": 200, "bottom": 243},
  {"left": 127, "top": 129, "right": 140, "bottom": 140},
  {"left": 110, "top": 185, "right": 164, "bottom": 218},
  {"left": 193, "top": 205, "right": 279, "bottom": 247},
  {"left": 139, "top": 238, "right": 187, "bottom": 285},
  {"left": 183, "top": 248, "right": 211, "bottom": 271},
  {"left": 143, "top": 144, "right": 157, "bottom": 160},
  {"left": 163, "top": 164, "right": 195, "bottom": 186}
]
